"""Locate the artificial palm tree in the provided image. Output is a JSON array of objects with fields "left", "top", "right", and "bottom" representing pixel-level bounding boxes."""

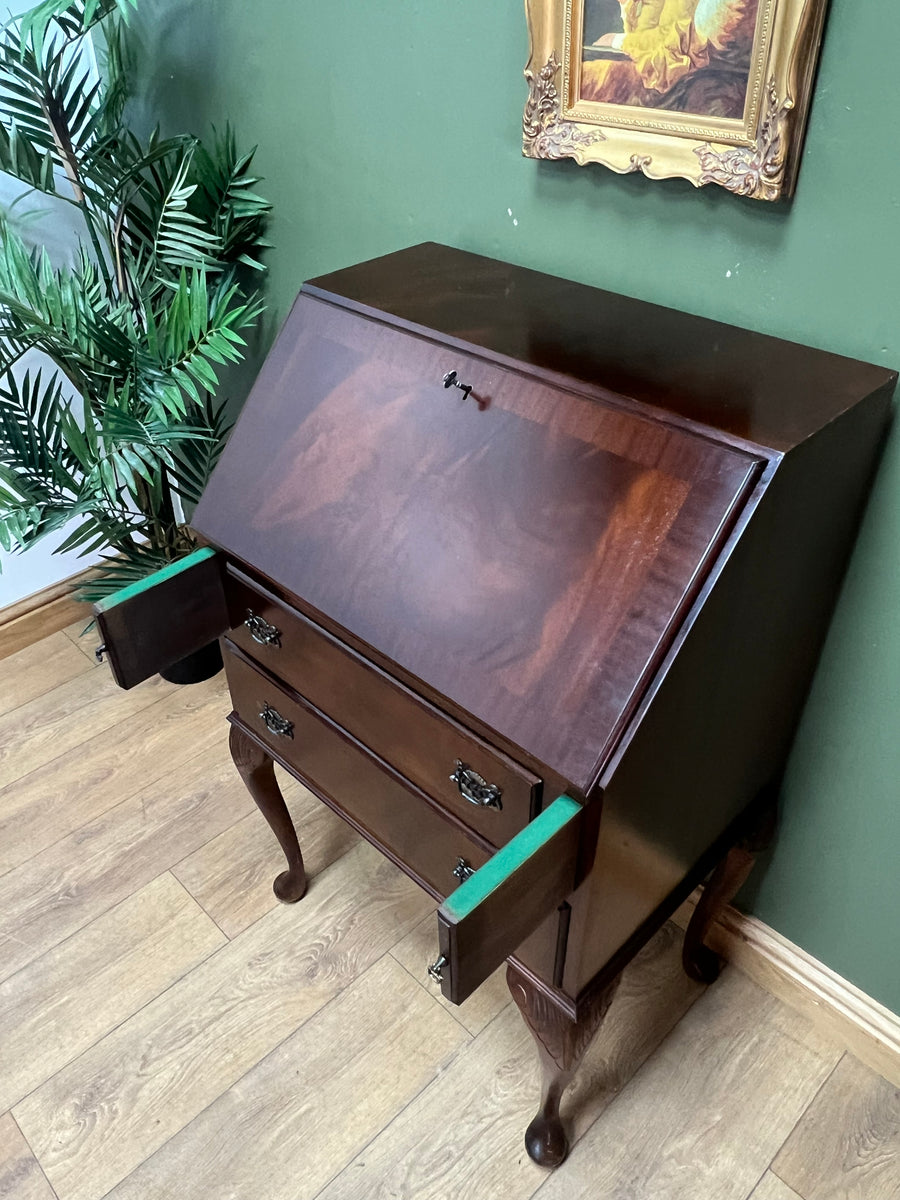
[{"left": 0, "top": 0, "right": 270, "bottom": 601}]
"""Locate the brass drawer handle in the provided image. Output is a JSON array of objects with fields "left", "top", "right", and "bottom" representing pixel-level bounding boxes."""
[
  {"left": 260, "top": 703, "right": 293, "bottom": 738},
  {"left": 450, "top": 760, "right": 503, "bottom": 810},
  {"left": 245, "top": 610, "right": 281, "bottom": 647},
  {"left": 452, "top": 857, "right": 475, "bottom": 882},
  {"left": 427, "top": 954, "right": 448, "bottom": 984}
]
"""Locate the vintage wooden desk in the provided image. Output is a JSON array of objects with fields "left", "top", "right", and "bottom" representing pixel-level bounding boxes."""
[{"left": 94, "top": 244, "right": 896, "bottom": 1167}]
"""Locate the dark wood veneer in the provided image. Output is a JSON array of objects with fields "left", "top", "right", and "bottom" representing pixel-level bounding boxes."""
[
  {"left": 305, "top": 242, "right": 889, "bottom": 453},
  {"left": 194, "top": 293, "right": 766, "bottom": 792},
  {"left": 223, "top": 641, "right": 494, "bottom": 902},
  {"left": 224, "top": 565, "right": 540, "bottom": 845}
]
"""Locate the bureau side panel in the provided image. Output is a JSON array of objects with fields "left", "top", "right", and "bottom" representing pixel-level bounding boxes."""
[{"left": 562, "top": 383, "right": 893, "bottom": 998}]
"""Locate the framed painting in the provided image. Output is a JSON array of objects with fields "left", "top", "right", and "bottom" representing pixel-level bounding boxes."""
[{"left": 522, "top": 0, "right": 829, "bottom": 200}]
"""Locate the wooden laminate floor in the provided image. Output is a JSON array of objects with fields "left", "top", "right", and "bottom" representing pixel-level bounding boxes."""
[{"left": 1, "top": 629, "right": 898, "bottom": 1200}]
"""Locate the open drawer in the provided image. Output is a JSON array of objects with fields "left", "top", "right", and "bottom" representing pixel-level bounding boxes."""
[
  {"left": 429, "top": 796, "right": 583, "bottom": 1005},
  {"left": 94, "top": 545, "right": 586, "bottom": 1008},
  {"left": 93, "top": 547, "right": 229, "bottom": 689}
]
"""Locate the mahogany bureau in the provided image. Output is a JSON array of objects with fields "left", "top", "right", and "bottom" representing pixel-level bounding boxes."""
[{"left": 94, "top": 243, "right": 896, "bottom": 1167}]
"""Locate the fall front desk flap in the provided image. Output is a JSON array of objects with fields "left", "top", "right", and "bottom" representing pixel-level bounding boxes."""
[{"left": 192, "top": 291, "right": 764, "bottom": 794}]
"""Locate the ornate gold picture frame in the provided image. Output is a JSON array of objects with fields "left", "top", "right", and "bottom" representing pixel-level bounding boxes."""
[{"left": 523, "top": 0, "right": 829, "bottom": 200}]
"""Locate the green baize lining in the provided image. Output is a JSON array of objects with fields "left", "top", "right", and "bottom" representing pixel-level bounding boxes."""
[
  {"left": 93, "top": 546, "right": 217, "bottom": 613},
  {"left": 441, "top": 794, "right": 581, "bottom": 921}
]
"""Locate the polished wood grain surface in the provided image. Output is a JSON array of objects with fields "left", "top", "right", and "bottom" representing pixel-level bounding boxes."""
[
  {"left": 184, "top": 244, "right": 894, "bottom": 1166},
  {"left": 225, "top": 566, "right": 540, "bottom": 843},
  {"left": 93, "top": 551, "right": 228, "bottom": 690},
  {"left": 306, "top": 243, "right": 897, "bottom": 454},
  {"left": 0, "top": 634, "right": 890, "bottom": 1200},
  {"left": 195, "top": 294, "right": 762, "bottom": 790},
  {"left": 224, "top": 643, "right": 494, "bottom": 903}
]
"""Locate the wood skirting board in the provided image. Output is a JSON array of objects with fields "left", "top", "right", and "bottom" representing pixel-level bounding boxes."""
[
  {"left": 0, "top": 569, "right": 92, "bottom": 660},
  {"left": 674, "top": 890, "right": 900, "bottom": 1088}
]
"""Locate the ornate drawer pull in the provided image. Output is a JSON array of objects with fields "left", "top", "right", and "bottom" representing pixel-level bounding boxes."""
[
  {"left": 427, "top": 954, "right": 448, "bottom": 984},
  {"left": 259, "top": 703, "right": 293, "bottom": 738},
  {"left": 450, "top": 760, "right": 503, "bottom": 810},
  {"left": 452, "top": 857, "right": 475, "bottom": 882},
  {"left": 245, "top": 610, "right": 281, "bottom": 647}
]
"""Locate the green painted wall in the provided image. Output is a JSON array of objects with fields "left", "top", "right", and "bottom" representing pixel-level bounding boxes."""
[{"left": 136, "top": 1, "right": 900, "bottom": 1011}]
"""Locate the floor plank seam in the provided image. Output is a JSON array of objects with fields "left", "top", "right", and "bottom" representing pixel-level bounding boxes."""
[
  {"left": 167, "top": 866, "right": 241, "bottom": 940},
  {"left": 0, "top": 674, "right": 134, "bottom": 730},
  {"left": 163, "top": 871, "right": 233, "bottom": 943},
  {"left": 769, "top": 1164, "right": 807, "bottom": 1199},
  {"left": 85, "top": 945, "right": 440, "bottom": 1200},
  {"left": 0, "top": 651, "right": 95, "bottom": 721},
  {"left": 0, "top": 856, "right": 214, "bottom": 986},
  {"left": 166, "top": 813, "right": 361, "bottom": 940},
  {"left": 185, "top": 835, "right": 362, "bottom": 943},
  {"left": 759, "top": 1050, "right": 846, "bottom": 1191},
  {"left": 62, "top": 626, "right": 100, "bottom": 662},
  {"left": 5, "top": 874, "right": 230, "bottom": 1116},
  {"left": 0, "top": 695, "right": 223, "bottom": 880},
  {"left": 10, "top": 1111, "right": 61, "bottom": 1200},
  {"left": 743, "top": 1162, "right": 775, "bottom": 1200},
  {"left": 166, "top": 810, "right": 259, "bottom": 881},
  {"left": 304, "top": 1008, "right": 499, "bottom": 1200},
  {"left": 1, "top": 862, "right": 188, "bottom": 989}
]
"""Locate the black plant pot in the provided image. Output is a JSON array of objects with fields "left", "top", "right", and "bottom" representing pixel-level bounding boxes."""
[{"left": 159, "top": 640, "right": 224, "bottom": 685}]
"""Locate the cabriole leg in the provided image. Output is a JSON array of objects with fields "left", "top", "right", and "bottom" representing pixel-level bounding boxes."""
[
  {"left": 229, "top": 723, "right": 307, "bottom": 903},
  {"left": 682, "top": 794, "right": 778, "bottom": 983},
  {"left": 507, "top": 964, "right": 621, "bottom": 1168}
]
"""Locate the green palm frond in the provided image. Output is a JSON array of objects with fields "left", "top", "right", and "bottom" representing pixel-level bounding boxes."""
[
  {"left": 0, "top": 0, "right": 269, "bottom": 591},
  {"left": 168, "top": 393, "right": 232, "bottom": 506},
  {"left": 151, "top": 147, "right": 222, "bottom": 272},
  {"left": 0, "top": 17, "right": 104, "bottom": 203},
  {"left": 0, "top": 367, "right": 82, "bottom": 493},
  {"left": 20, "top": 0, "right": 136, "bottom": 61},
  {"left": 191, "top": 125, "right": 272, "bottom": 270},
  {"left": 0, "top": 224, "right": 128, "bottom": 394},
  {"left": 0, "top": 121, "right": 56, "bottom": 192},
  {"left": 147, "top": 269, "right": 262, "bottom": 414}
]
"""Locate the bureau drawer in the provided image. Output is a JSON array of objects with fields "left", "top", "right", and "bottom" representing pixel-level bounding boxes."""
[
  {"left": 225, "top": 567, "right": 540, "bottom": 845},
  {"left": 224, "top": 643, "right": 492, "bottom": 899}
]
